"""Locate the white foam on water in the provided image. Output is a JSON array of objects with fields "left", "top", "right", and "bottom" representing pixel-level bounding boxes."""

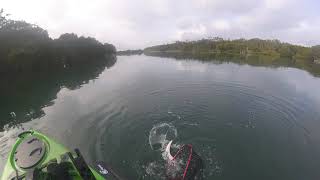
[
  {"left": 148, "top": 122, "right": 177, "bottom": 151},
  {"left": 146, "top": 123, "right": 189, "bottom": 179},
  {"left": 166, "top": 159, "right": 184, "bottom": 179},
  {"left": 144, "top": 161, "right": 166, "bottom": 180}
]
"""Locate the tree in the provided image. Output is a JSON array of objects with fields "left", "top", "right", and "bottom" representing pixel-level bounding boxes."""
[
  {"left": 144, "top": 37, "right": 318, "bottom": 62},
  {"left": 312, "top": 45, "right": 320, "bottom": 59},
  {"left": 0, "top": 9, "right": 116, "bottom": 73}
]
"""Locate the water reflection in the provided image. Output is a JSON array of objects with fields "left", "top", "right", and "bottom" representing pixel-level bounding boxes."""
[
  {"left": 144, "top": 51, "right": 320, "bottom": 77},
  {"left": 1, "top": 55, "right": 320, "bottom": 179},
  {"left": 0, "top": 55, "right": 117, "bottom": 130}
]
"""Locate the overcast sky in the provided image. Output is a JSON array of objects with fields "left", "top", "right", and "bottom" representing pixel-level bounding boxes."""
[{"left": 1, "top": 0, "right": 320, "bottom": 50}]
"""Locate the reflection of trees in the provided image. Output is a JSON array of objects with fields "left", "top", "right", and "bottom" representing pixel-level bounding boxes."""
[
  {"left": 144, "top": 38, "right": 320, "bottom": 77},
  {"left": 0, "top": 55, "right": 117, "bottom": 130},
  {"left": 0, "top": 10, "right": 117, "bottom": 129},
  {"left": 144, "top": 51, "right": 320, "bottom": 77}
]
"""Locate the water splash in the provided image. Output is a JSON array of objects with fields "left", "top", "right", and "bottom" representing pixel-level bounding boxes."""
[
  {"left": 145, "top": 123, "right": 181, "bottom": 178},
  {"left": 148, "top": 123, "right": 177, "bottom": 151}
]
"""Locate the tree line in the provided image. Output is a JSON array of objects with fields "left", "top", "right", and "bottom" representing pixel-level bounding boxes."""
[
  {"left": 144, "top": 37, "right": 320, "bottom": 63},
  {"left": 0, "top": 9, "right": 117, "bottom": 128},
  {"left": 117, "top": 49, "right": 143, "bottom": 56},
  {"left": 0, "top": 9, "right": 116, "bottom": 75}
]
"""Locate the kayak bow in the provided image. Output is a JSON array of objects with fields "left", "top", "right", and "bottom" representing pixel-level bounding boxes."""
[{"left": 1, "top": 130, "right": 119, "bottom": 180}]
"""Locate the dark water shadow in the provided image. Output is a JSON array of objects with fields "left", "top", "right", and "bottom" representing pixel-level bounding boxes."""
[{"left": 0, "top": 55, "right": 117, "bottom": 130}]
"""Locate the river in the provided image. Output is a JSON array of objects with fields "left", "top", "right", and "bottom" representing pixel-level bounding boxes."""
[{"left": 1, "top": 55, "right": 320, "bottom": 179}]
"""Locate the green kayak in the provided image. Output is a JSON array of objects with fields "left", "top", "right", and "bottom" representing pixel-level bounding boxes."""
[{"left": 1, "top": 130, "right": 121, "bottom": 180}]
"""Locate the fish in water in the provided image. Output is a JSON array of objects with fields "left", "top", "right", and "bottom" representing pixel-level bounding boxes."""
[{"left": 165, "top": 140, "right": 204, "bottom": 180}]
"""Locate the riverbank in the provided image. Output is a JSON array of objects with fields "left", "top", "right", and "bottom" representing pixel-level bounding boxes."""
[
  {"left": 117, "top": 49, "right": 143, "bottom": 56},
  {"left": 144, "top": 38, "right": 320, "bottom": 63}
]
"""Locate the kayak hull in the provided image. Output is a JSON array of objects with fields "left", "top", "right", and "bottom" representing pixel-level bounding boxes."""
[{"left": 1, "top": 130, "right": 106, "bottom": 180}]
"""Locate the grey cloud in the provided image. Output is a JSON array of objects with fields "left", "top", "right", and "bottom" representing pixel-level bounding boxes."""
[{"left": 1, "top": 0, "right": 319, "bottom": 49}]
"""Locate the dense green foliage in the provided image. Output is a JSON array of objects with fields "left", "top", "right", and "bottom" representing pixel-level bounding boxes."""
[
  {"left": 0, "top": 10, "right": 117, "bottom": 128},
  {"left": 144, "top": 38, "right": 320, "bottom": 62},
  {"left": 144, "top": 38, "right": 320, "bottom": 77},
  {"left": 312, "top": 45, "right": 320, "bottom": 62},
  {"left": 0, "top": 9, "right": 116, "bottom": 74}
]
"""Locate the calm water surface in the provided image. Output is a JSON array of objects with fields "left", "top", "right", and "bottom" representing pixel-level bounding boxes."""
[{"left": 1, "top": 55, "right": 320, "bottom": 179}]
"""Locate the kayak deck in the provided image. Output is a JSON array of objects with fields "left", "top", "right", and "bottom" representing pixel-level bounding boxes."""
[{"left": 1, "top": 130, "right": 106, "bottom": 180}]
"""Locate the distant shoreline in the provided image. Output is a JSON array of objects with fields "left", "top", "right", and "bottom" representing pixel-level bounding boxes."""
[
  {"left": 144, "top": 38, "right": 320, "bottom": 63},
  {"left": 117, "top": 49, "right": 143, "bottom": 56}
]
